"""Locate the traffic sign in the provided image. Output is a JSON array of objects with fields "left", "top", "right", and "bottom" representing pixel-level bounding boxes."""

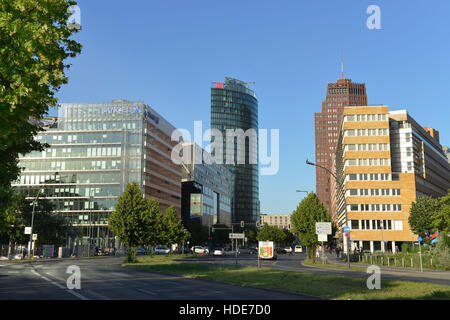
[
  {"left": 318, "top": 234, "right": 327, "bottom": 242},
  {"left": 418, "top": 236, "right": 422, "bottom": 242},
  {"left": 32, "top": 234, "right": 38, "bottom": 241},
  {"left": 343, "top": 226, "right": 350, "bottom": 233},
  {"left": 229, "top": 233, "right": 245, "bottom": 239},
  {"left": 25, "top": 227, "right": 31, "bottom": 235},
  {"left": 315, "top": 222, "right": 332, "bottom": 235}
]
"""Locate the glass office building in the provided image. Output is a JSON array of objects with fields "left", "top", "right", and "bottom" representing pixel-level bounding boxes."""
[
  {"left": 13, "top": 100, "right": 181, "bottom": 248},
  {"left": 211, "top": 78, "right": 260, "bottom": 224}
]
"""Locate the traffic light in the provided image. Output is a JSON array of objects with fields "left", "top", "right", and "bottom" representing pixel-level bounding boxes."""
[{"left": 240, "top": 220, "right": 244, "bottom": 228}]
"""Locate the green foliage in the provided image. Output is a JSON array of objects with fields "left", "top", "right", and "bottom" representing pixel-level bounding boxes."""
[
  {"left": 162, "top": 206, "right": 189, "bottom": 250},
  {"left": 244, "top": 225, "right": 257, "bottom": 245},
  {"left": 409, "top": 196, "right": 441, "bottom": 237},
  {"left": 0, "top": 0, "right": 82, "bottom": 188},
  {"left": 430, "top": 233, "right": 450, "bottom": 270},
  {"left": 0, "top": 190, "right": 78, "bottom": 245},
  {"left": 256, "top": 223, "right": 293, "bottom": 246},
  {"left": 185, "top": 219, "right": 209, "bottom": 245},
  {"left": 109, "top": 182, "right": 158, "bottom": 255},
  {"left": 433, "top": 190, "right": 450, "bottom": 232},
  {"left": 291, "top": 192, "right": 330, "bottom": 262}
]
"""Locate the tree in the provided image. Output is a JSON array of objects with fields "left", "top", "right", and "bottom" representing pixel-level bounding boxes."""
[
  {"left": 256, "top": 223, "right": 286, "bottom": 246},
  {"left": 185, "top": 219, "right": 209, "bottom": 246},
  {"left": 291, "top": 192, "right": 330, "bottom": 263},
  {"left": 244, "top": 225, "right": 257, "bottom": 245},
  {"left": 409, "top": 196, "right": 441, "bottom": 237},
  {"left": 0, "top": 0, "right": 82, "bottom": 188},
  {"left": 109, "top": 182, "right": 157, "bottom": 262},
  {"left": 433, "top": 190, "right": 450, "bottom": 232},
  {"left": 162, "top": 206, "right": 189, "bottom": 252},
  {"left": 0, "top": 191, "right": 79, "bottom": 250}
]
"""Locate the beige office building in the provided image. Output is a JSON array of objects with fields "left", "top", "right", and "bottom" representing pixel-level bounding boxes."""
[
  {"left": 260, "top": 214, "right": 292, "bottom": 230},
  {"left": 333, "top": 106, "right": 450, "bottom": 253}
]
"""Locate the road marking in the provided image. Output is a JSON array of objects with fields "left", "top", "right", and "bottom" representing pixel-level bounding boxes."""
[
  {"left": 7, "top": 271, "right": 20, "bottom": 274},
  {"left": 136, "top": 288, "right": 156, "bottom": 296},
  {"left": 31, "top": 268, "right": 90, "bottom": 300}
]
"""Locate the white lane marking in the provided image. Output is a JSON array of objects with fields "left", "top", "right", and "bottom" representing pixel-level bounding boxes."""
[
  {"left": 136, "top": 288, "right": 156, "bottom": 296},
  {"left": 7, "top": 271, "right": 19, "bottom": 274},
  {"left": 31, "top": 268, "right": 89, "bottom": 300}
]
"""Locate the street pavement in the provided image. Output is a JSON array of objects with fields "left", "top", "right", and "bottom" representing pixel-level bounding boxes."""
[
  {"left": 182, "top": 252, "right": 450, "bottom": 286},
  {"left": 0, "top": 256, "right": 320, "bottom": 300}
]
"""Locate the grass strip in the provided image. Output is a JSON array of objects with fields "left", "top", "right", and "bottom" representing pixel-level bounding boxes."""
[{"left": 123, "top": 255, "right": 450, "bottom": 300}]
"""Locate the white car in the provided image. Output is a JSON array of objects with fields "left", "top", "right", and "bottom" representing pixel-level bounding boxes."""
[
  {"left": 192, "top": 246, "right": 206, "bottom": 254},
  {"left": 284, "top": 246, "right": 293, "bottom": 253},
  {"left": 154, "top": 245, "right": 170, "bottom": 254},
  {"left": 213, "top": 248, "right": 225, "bottom": 256},
  {"left": 294, "top": 245, "right": 303, "bottom": 253}
]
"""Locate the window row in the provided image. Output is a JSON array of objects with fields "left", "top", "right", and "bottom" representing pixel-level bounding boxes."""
[
  {"left": 344, "top": 114, "right": 388, "bottom": 122},
  {"left": 348, "top": 204, "right": 402, "bottom": 212},
  {"left": 348, "top": 189, "right": 401, "bottom": 196},
  {"left": 350, "top": 219, "right": 403, "bottom": 230},
  {"left": 347, "top": 173, "right": 399, "bottom": 181},
  {"left": 345, "top": 158, "right": 390, "bottom": 166},
  {"left": 345, "top": 144, "right": 389, "bottom": 151},
  {"left": 345, "top": 128, "right": 389, "bottom": 136}
]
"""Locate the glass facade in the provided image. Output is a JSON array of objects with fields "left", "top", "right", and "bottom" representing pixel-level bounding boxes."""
[
  {"left": 13, "top": 100, "right": 147, "bottom": 247},
  {"left": 210, "top": 78, "right": 260, "bottom": 224}
]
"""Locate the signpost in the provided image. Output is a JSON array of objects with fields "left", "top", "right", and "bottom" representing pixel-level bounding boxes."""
[
  {"left": 32, "top": 234, "right": 37, "bottom": 261},
  {"left": 24, "top": 227, "right": 31, "bottom": 235},
  {"left": 229, "top": 233, "right": 245, "bottom": 266},
  {"left": 418, "top": 236, "right": 423, "bottom": 272},
  {"left": 316, "top": 222, "right": 331, "bottom": 264}
]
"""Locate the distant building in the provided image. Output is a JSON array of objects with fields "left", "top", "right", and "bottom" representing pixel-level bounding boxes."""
[
  {"left": 260, "top": 214, "right": 292, "bottom": 230},
  {"left": 211, "top": 77, "right": 260, "bottom": 225},
  {"left": 181, "top": 143, "right": 232, "bottom": 227},
  {"left": 332, "top": 105, "right": 450, "bottom": 253},
  {"left": 315, "top": 78, "right": 368, "bottom": 214}
]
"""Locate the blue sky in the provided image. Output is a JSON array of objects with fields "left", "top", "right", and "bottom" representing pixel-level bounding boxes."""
[{"left": 53, "top": 0, "right": 450, "bottom": 214}]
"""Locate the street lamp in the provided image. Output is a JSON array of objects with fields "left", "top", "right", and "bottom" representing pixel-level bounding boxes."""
[{"left": 306, "top": 159, "right": 350, "bottom": 269}]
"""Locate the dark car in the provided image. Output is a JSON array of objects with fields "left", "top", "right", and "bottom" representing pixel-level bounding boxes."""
[
  {"left": 275, "top": 247, "right": 287, "bottom": 254},
  {"left": 237, "top": 246, "right": 257, "bottom": 254}
]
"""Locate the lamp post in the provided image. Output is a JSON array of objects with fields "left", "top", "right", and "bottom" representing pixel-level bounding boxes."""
[{"left": 306, "top": 159, "right": 350, "bottom": 269}]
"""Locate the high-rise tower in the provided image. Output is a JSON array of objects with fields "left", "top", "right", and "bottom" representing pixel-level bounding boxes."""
[
  {"left": 211, "top": 77, "right": 259, "bottom": 225},
  {"left": 314, "top": 78, "right": 367, "bottom": 214}
]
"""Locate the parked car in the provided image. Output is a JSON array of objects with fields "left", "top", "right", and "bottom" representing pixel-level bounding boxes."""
[
  {"left": 294, "top": 245, "right": 303, "bottom": 253},
  {"left": 238, "top": 246, "right": 257, "bottom": 254},
  {"left": 136, "top": 248, "right": 148, "bottom": 255},
  {"left": 275, "top": 247, "right": 287, "bottom": 254},
  {"left": 192, "top": 246, "right": 207, "bottom": 254},
  {"left": 154, "top": 245, "right": 170, "bottom": 255},
  {"left": 213, "top": 248, "right": 225, "bottom": 256},
  {"left": 284, "top": 246, "right": 293, "bottom": 253}
]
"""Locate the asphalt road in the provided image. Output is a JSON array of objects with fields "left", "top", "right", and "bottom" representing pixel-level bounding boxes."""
[
  {"left": 184, "top": 252, "right": 450, "bottom": 286},
  {"left": 0, "top": 257, "right": 319, "bottom": 300}
]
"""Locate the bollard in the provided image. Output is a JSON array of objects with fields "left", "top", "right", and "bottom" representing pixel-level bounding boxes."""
[
  {"left": 387, "top": 257, "right": 389, "bottom": 267},
  {"left": 359, "top": 255, "right": 361, "bottom": 262},
  {"left": 402, "top": 258, "right": 404, "bottom": 268},
  {"left": 381, "top": 257, "right": 383, "bottom": 265},
  {"left": 431, "top": 258, "right": 432, "bottom": 267},
  {"left": 411, "top": 258, "right": 413, "bottom": 268}
]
